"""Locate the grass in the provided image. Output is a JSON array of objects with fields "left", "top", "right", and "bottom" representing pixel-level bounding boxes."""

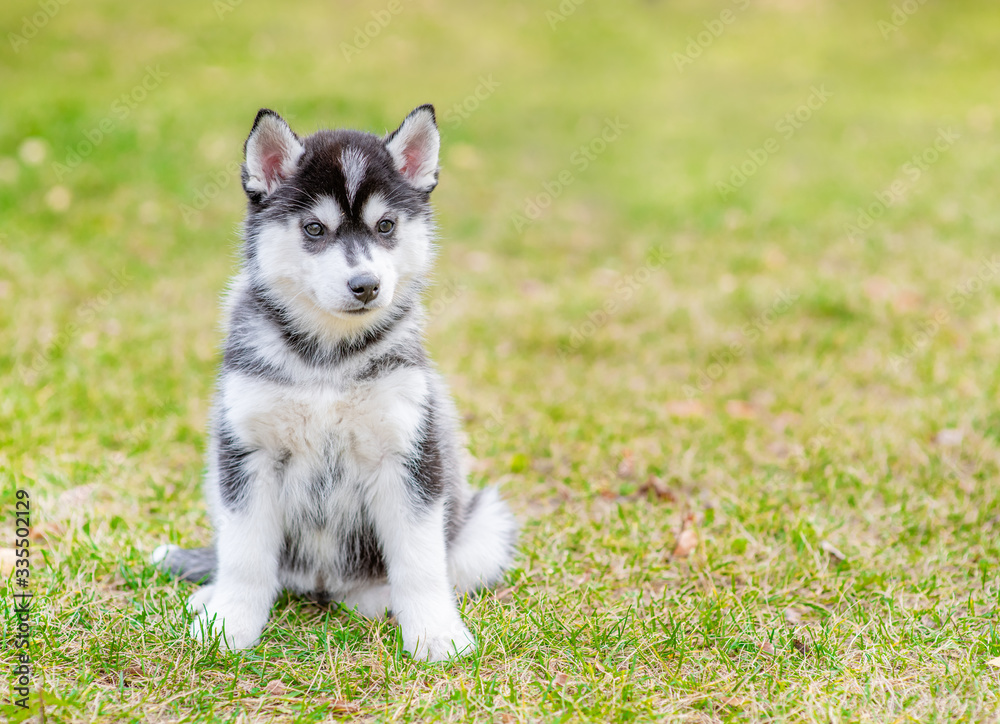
[{"left": 3, "top": 0, "right": 1000, "bottom": 720}]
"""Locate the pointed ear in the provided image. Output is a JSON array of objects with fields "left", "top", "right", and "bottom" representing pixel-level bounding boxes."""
[
  {"left": 384, "top": 105, "right": 440, "bottom": 192},
  {"left": 243, "top": 109, "right": 304, "bottom": 200}
]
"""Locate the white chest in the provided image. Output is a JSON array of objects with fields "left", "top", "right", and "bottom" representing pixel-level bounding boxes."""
[{"left": 220, "top": 367, "right": 430, "bottom": 468}]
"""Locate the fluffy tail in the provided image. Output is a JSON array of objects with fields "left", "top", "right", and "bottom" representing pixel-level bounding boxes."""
[
  {"left": 151, "top": 544, "right": 216, "bottom": 584},
  {"left": 449, "top": 487, "right": 518, "bottom": 594}
]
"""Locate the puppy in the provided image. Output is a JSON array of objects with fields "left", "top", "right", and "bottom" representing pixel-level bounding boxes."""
[{"left": 153, "top": 105, "right": 517, "bottom": 661}]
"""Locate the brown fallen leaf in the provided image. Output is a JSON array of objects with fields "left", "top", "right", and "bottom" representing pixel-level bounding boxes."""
[
  {"left": 725, "top": 400, "right": 756, "bottom": 420},
  {"left": 767, "top": 441, "right": 792, "bottom": 459},
  {"left": 672, "top": 513, "right": 698, "bottom": 558},
  {"left": 29, "top": 521, "right": 66, "bottom": 543},
  {"left": 637, "top": 475, "right": 675, "bottom": 502},
  {"left": 551, "top": 672, "right": 569, "bottom": 687},
  {"left": 665, "top": 400, "right": 705, "bottom": 418},
  {"left": 263, "top": 679, "right": 288, "bottom": 696},
  {"left": 759, "top": 641, "right": 775, "bottom": 656},
  {"left": 863, "top": 276, "right": 893, "bottom": 302},
  {"left": 98, "top": 664, "right": 143, "bottom": 688},
  {"left": 719, "top": 696, "right": 749, "bottom": 708},
  {"left": 319, "top": 698, "right": 360, "bottom": 713},
  {"left": 617, "top": 449, "right": 635, "bottom": 479},
  {"left": 519, "top": 279, "right": 545, "bottom": 297},
  {"left": 531, "top": 458, "right": 555, "bottom": 474},
  {"left": 792, "top": 638, "right": 812, "bottom": 655},
  {"left": 554, "top": 482, "right": 574, "bottom": 501},
  {"left": 770, "top": 410, "right": 801, "bottom": 433},
  {"left": 892, "top": 289, "right": 922, "bottom": 313}
]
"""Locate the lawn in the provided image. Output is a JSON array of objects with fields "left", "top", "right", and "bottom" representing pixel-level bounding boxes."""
[{"left": 3, "top": 0, "right": 1000, "bottom": 721}]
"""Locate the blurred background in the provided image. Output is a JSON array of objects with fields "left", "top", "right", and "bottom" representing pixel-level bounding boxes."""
[
  {"left": 4, "top": 0, "right": 999, "bottom": 488},
  {"left": 4, "top": 0, "right": 1000, "bottom": 719}
]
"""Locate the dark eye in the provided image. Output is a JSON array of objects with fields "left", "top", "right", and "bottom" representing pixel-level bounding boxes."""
[
  {"left": 377, "top": 219, "right": 395, "bottom": 234},
  {"left": 304, "top": 222, "right": 324, "bottom": 237}
]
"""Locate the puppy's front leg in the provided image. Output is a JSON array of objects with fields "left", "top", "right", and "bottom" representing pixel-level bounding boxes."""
[
  {"left": 370, "top": 468, "right": 474, "bottom": 662},
  {"left": 190, "top": 447, "right": 283, "bottom": 651}
]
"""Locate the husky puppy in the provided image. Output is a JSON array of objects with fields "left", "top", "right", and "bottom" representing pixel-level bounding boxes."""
[{"left": 152, "top": 105, "right": 517, "bottom": 661}]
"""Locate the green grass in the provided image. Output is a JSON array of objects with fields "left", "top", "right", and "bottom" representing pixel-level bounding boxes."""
[{"left": 3, "top": 0, "right": 1000, "bottom": 721}]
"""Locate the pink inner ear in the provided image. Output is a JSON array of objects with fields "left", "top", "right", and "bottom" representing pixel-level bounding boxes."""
[
  {"left": 262, "top": 151, "right": 286, "bottom": 188},
  {"left": 399, "top": 146, "right": 424, "bottom": 181}
]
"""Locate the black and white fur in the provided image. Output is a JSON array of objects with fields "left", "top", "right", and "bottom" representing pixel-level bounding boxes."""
[{"left": 152, "top": 105, "right": 516, "bottom": 661}]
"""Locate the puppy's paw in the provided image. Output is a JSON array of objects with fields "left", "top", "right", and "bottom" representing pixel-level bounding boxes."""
[
  {"left": 188, "top": 590, "right": 264, "bottom": 651},
  {"left": 186, "top": 584, "right": 216, "bottom": 613},
  {"left": 405, "top": 622, "right": 476, "bottom": 662},
  {"left": 189, "top": 610, "right": 262, "bottom": 651}
]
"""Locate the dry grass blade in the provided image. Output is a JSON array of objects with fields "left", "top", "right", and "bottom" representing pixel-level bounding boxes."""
[{"left": 672, "top": 513, "right": 698, "bottom": 558}]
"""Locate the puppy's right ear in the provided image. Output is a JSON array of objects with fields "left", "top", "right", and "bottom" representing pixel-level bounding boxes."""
[
  {"left": 385, "top": 105, "right": 440, "bottom": 193},
  {"left": 242, "top": 109, "right": 304, "bottom": 201}
]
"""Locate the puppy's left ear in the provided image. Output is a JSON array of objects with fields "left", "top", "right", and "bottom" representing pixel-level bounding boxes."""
[{"left": 385, "top": 105, "right": 440, "bottom": 192}]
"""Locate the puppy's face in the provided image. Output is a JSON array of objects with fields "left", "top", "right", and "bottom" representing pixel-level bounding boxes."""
[{"left": 241, "top": 107, "right": 440, "bottom": 332}]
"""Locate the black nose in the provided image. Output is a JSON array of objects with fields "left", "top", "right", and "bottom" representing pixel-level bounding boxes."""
[{"left": 348, "top": 274, "right": 380, "bottom": 304}]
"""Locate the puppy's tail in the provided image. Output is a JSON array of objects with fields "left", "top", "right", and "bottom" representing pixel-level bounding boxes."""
[
  {"left": 449, "top": 487, "right": 518, "bottom": 594},
  {"left": 151, "top": 544, "right": 216, "bottom": 584}
]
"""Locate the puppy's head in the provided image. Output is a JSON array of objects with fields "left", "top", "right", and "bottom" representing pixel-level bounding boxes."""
[{"left": 241, "top": 106, "right": 440, "bottom": 337}]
